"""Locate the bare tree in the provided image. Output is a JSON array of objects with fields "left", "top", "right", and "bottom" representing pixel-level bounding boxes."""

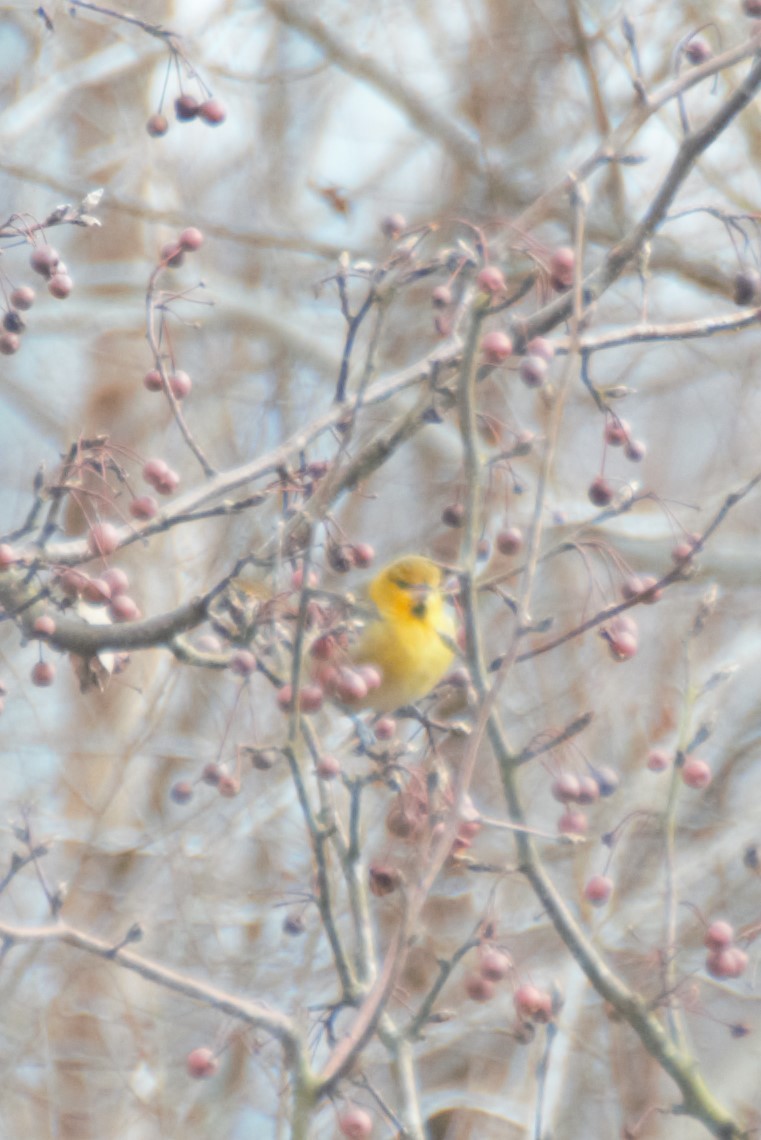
[{"left": 1, "top": 3, "right": 761, "bottom": 1137}]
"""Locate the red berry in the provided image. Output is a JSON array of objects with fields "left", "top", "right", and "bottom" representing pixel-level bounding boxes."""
[
  {"left": 186, "top": 1047, "right": 218, "bottom": 1078},
  {"left": 130, "top": 495, "right": 158, "bottom": 520},
  {"left": 48, "top": 273, "right": 73, "bottom": 299},
  {"left": 169, "top": 370, "right": 192, "bottom": 399},
  {"left": 338, "top": 1107, "right": 373, "bottom": 1139},
  {"left": 584, "top": 875, "right": 614, "bottom": 907},
  {"left": 87, "top": 523, "right": 119, "bottom": 557},
  {"left": 31, "top": 660, "right": 56, "bottom": 687},
  {"left": 178, "top": 227, "right": 204, "bottom": 251},
  {"left": 682, "top": 756, "right": 712, "bottom": 789},
  {"left": 374, "top": 716, "right": 396, "bottom": 740},
  {"left": 465, "top": 972, "right": 496, "bottom": 1002},
  {"left": 146, "top": 113, "right": 169, "bottom": 137},
  {"left": 588, "top": 476, "right": 614, "bottom": 507},
  {"left": 198, "top": 99, "right": 227, "bottom": 125},
  {"left": 476, "top": 266, "right": 506, "bottom": 294},
  {"left": 0, "top": 332, "right": 20, "bottom": 355},
  {"left": 431, "top": 285, "right": 453, "bottom": 308},
  {"left": 175, "top": 94, "right": 200, "bottom": 121},
  {"left": 30, "top": 246, "right": 59, "bottom": 277},
  {"left": 684, "top": 37, "right": 711, "bottom": 64},
  {"left": 10, "top": 286, "right": 35, "bottom": 310}
]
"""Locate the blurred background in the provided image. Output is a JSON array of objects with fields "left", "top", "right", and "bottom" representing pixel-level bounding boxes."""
[{"left": 1, "top": 1, "right": 761, "bottom": 1137}]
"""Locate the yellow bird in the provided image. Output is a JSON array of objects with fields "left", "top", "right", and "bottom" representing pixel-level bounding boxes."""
[{"left": 350, "top": 555, "right": 457, "bottom": 712}]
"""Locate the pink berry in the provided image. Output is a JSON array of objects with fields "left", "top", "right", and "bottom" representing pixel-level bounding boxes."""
[
  {"left": 647, "top": 748, "right": 671, "bottom": 772},
  {"left": 588, "top": 476, "right": 614, "bottom": 507},
  {"left": 102, "top": 568, "right": 129, "bottom": 596},
  {"left": 624, "top": 439, "right": 647, "bottom": 462},
  {"left": 31, "top": 660, "right": 56, "bottom": 687},
  {"left": 551, "top": 772, "right": 581, "bottom": 803},
  {"left": 171, "top": 781, "right": 193, "bottom": 805},
  {"left": 514, "top": 982, "right": 553, "bottom": 1022},
  {"left": 142, "top": 458, "right": 170, "bottom": 485},
  {"left": 32, "top": 614, "right": 57, "bottom": 638},
  {"left": 338, "top": 1107, "right": 373, "bottom": 1139},
  {"left": 178, "top": 227, "right": 204, "bottom": 251},
  {"left": 169, "top": 370, "right": 192, "bottom": 399},
  {"left": 130, "top": 495, "right": 158, "bottom": 520},
  {"left": 198, "top": 99, "right": 227, "bottom": 125},
  {"left": 0, "top": 544, "right": 17, "bottom": 568},
  {"left": 186, "top": 1047, "right": 218, "bottom": 1078},
  {"left": 705, "top": 920, "right": 734, "bottom": 951},
  {"left": 481, "top": 330, "right": 513, "bottom": 364},
  {"left": 155, "top": 469, "right": 180, "bottom": 496},
  {"left": 143, "top": 369, "right": 163, "bottom": 392},
  {"left": 87, "top": 523, "right": 119, "bottom": 557},
  {"left": 465, "top": 972, "right": 496, "bottom": 1002},
  {"left": 526, "top": 336, "right": 555, "bottom": 361},
  {"left": 479, "top": 947, "right": 511, "bottom": 981},
  {"left": 160, "top": 242, "right": 184, "bottom": 268},
  {"left": 109, "top": 595, "right": 140, "bottom": 622},
  {"left": 576, "top": 775, "right": 600, "bottom": 805},
  {"left": 174, "top": 94, "right": 200, "bottom": 121},
  {"left": 605, "top": 418, "right": 630, "bottom": 446},
  {"left": 0, "top": 332, "right": 20, "bottom": 355},
  {"left": 584, "top": 875, "right": 614, "bottom": 907},
  {"left": 368, "top": 862, "right": 402, "bottom": 896},
  {"left": 29, "top": 246, "right": 59, "bottom": 277},
  {"left": 230, "top": 649, "right": 257, "bottom": 676},
  {"left": 218, "top": 774, "right": 240, "bottom": 797},
  {"left": 10, "top": 286, "right": 35, "bottom": 310},
  {"left": 59, "top": 569, "right": 86, "bottom": 596},
  {"left": 380, "top": 213, "right": 406, "bottom": 239},
  {"left": 519, "top": 354, "right": 548, "bottom": 388},
  {"left": 682, "top": 756, "right": 712, "bottom": 789},
  {"left": 549, "top": 246, "right": 575, "bottom": 290},
  {"left": 706, "top": 946, "right": 748, "bottom": 979},
  {"left": 316, "top": 754, "right": 341, "bottom": 780},
  {"left": 330, "top": 666, "right": 368, "bottom": 704},
  {"left": 431, "top": 285, "right": 453, "bottom": 308},
  {"left": 374, "top": 716, "right": 396, "bottom": 740},
  {"left": 48, "top": 273, "right": 73, "bottom": 299},
  {"left": 146, "top": 113, "right": 169, "bottom": 137},
  {"left": 352, "top": 542, "right": 375, "bottom": 568},
  {"left": 558, "top": 809, "right": 588, "bottom": 836},
  {"left": 476, "top": 266, "right": 506, "bottom": 294},
  {"left": 496, "top": 527, "right": 523, "bottom": 556},
  {"left": 82, "top": 577, "right": 112, "bottom": 604}
]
